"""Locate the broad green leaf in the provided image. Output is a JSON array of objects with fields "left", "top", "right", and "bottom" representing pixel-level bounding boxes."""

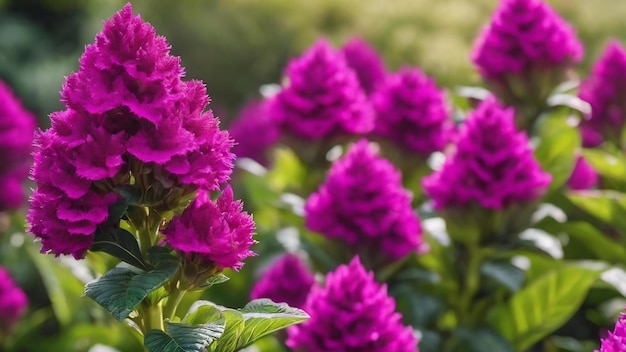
[
  {"left": 481, "top": 261, "right": 525, "bottom": 292},
  {"left": 90, "top": 227, "right": 146, "bottom": 270},
  {"left": 210, "top": 309, "right": 245, "bottom": 352},
  {"left": 211, "top": 299, "right": 308, "bottom": 352},
  {"left": 487, "top": 265, "right": 600, "bottom": 351},
  {"left": 567, "top": 190, "right": 626, "bottom": 232},
  {"left": 84, "top": 260, "right": 178, "bottom": 321},
  {"left": 533, "top": 110, "right": 580, "bottom": 193},
  {"left": 558, "top": 221, "right": 625, "bottom": 263},
  {"left": 582, "top": 148, "right": 626, "bottom": 184},
  {"left": 452, "top": 327, "right": 514, "bottom": 352}
]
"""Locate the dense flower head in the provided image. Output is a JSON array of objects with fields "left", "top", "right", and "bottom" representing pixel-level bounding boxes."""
[
  {"left": 163, "top": 186, "right": 255, "bottom": 271},
  {"left": 0, "top": 266, "right": 28, "bottom": 332},
  {"left": 250, "top": 253, "right": 315, "bottom": 309},
  {"left": 341, "top": 37, "right": 386, "bottom": 95},
  {"left": 567, "top": 155, "right": 598, "bottom": 190},
  {"left": 422, "top": 96, "right": 551, "bottom": 210},
  {"left": 372, "top": 67, "right": 453, "bottom": 156},
  {"left": 268, "top": 39, "right": 374, "bottom": 140},
  {"left": 0, "top": 80, "right": 37, "bottom": 211},
  {"left": 596, "top": 311, "right": 626, "bottom": 352},
  {"left": 579, "top": 41, "right": 626, "bottom": 147},
  {"left": 305, "top": 139, "right": 422, "bottom": 260},
  {"left": 286, "top": 256, "right": 418, "bottom": 352},
  {"left": 28, "top": 4, "right": 235, "bottom": 258},
  {"left": 472, "top": 0, "right": 582, "bottom": 80},
  {"left": 229, "top": 99, "right": 280, "bottom": 166}
]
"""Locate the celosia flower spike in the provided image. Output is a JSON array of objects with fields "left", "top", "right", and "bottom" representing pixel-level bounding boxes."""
[
  {"left": 0, "top": 266, "right": 28, "bottom": 333},
  {"left": 286, "top": 256, "right": 418, "bottom": 352},
  {"left": 341, "top": 37, "right": 386, "bottom": 95},
  {"left": 596, "top": 311, "right": 626, "bottom": 352}
]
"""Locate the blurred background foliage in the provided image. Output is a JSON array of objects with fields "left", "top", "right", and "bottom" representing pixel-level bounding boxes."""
[{"left": 2, "top": 0, "right": 626, "bottom": 125}]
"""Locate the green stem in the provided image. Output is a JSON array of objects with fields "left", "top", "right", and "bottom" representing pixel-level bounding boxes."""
[
  {"left": 457, "top": 244, "right": 483, "bottom": 326},
  {"left": 163, "top": 287, "right": 187, "bottom": 321},
  {"left": 143, "top": 301, "right": 165, "bottom": 333}
]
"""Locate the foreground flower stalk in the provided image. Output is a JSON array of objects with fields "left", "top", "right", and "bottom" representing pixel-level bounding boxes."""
[{"left": 26, "top": 4, "right": 307, "bottom": 351}]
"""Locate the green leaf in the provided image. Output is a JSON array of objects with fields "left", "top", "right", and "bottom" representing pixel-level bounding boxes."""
[
  {"left": 211, "top": 299, "right": 309, "bottom": 352},
  {"left": 486, "top": 265, "right": 600, "bottom": 351},
  {"left": 481, "top": 261, "right": 525, "bottom": 292},
  {"left": 90, "top": 227, "right": 146, "bottom": 270},
  {"left": 452, "top": 327, "right": 514, "bottom": 352},
  {"left": 582, "top": 147, "right": 626, "bottom": 190},
  {"left": 533, "top": 109, "right": 580, "bottom": 193},
  {"left": 567, "top": 190, "right": 626, "bottom": 232},
  {"left": 145, "top": 316, "right": 225, "bottom": 352},
  {"left": 545, "top": 220, "right": 626, "bottom": 263},
  {"left": 84, "top": 260, "right": 179, "bottom": 321}
]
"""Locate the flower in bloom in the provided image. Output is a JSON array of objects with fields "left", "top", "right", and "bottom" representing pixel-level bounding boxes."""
[
  {"left": 28, "top": 4, "right": 234, "bottom": 258},
  {"left": 286, "top": 256, "right": 418, "bottom": 352},
  {"left": 567, "top": 155, "right": 598, "bottom": 190},
  {"left": 0, "top": 80, "right": 37, "bottom": 211},
  {"left": 0, "top": 266, "right": 28, "bottom": 333},
  {"left": 596, "top": 311, "right": 626, "bottom": 352},
  {"left": 341, "top": 37, "right": 386, "bottom": 95},
  {"left": 579, "top": 41, "right": 626, "bottom": 147},
  {"left": 164, "top": 186, "right": 255, "bottom": 272},
  {"left": 268, "top": 39, "right": 374, "bottom": 140},
  {"left": 250, "top": 254, "right": 315, "bottom": 309},
  {"left": 422, "top": 96, "right": 551, "bottom": 210},
  {"left": 305, "top": 139, "right": 422, "bottom": 261},
  {"left": 229, "top": 99, "right": 280, "bottom": 166},
  {"left": 371, "top": 67, "right": 453, "bottom": 156},
  {"left": 472, "top": 0, "right": 582, "bottom": 81}
]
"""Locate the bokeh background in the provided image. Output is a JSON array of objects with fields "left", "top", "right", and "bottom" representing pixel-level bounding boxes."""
[{"left": 2, "top": 0, "right": 626, "bottom": 127}]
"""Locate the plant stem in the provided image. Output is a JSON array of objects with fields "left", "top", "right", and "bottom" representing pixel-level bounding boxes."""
[
  {"left": 143, "top": 301, "right": 165, "bottom": 332},
  {"left": 163, "top": 287, "right": 187, "bottom": 321},
  {"left": 458, "top": 244, "right": 483, "bottom": 326}
]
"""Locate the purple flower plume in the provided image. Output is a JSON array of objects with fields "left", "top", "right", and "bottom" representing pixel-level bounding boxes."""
[
  {"left": 372, "top": 67, "right": 453, "bottom": 156},
  {"left": 422, "top": 96, "right": 551, "bottom": 210},
  {"left": 286, "top": 256, "right": 418, "bottom": 352},
  {"left": 305, "top": 139, "right": 423, "bottom": 261},
  {"left": 579, "top": 41, "right": 626, "bottom": 147},
  {"left": 0, "top": 266, "right": 28, "bottom": 333},
  {"left": 28, "top": 4, "right": 234, "bottom": 258},
  {"left": 567, "top": 155, "right": 598, "bottom": 190},
  {"left": 0, "top": 80, "right": 36, "bottom": 211},
  {"left": 250, "top": 253, "right": 315, "bottom": 309},
  {"left": 596, "top": 311, "right": 626, "bottom": 352},
  {"left": 268, "top": 39, "right": 374, "bottom": 140},
  {"left": 163, "top": 186, "right": 255, "bottom": 271},
  {"left": 341, "top": 37, "right": 386, "bottom": 95},
  {"left": 229, "top": 99, "right": 280, "bottom": 166},
  {"left": 472, "top": 0, "right": 582, "bottom": 81}
]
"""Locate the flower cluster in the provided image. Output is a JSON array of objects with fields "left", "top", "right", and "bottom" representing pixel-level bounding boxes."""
[
  {"left": 567, "top": 155, "right": 598, "bottom": 190},
  {"left": 0, "top": 266, "right": 27, "bottom": 333},
  {"left": 579, "top": 40, "right": 626, "bottom": 147},
  {"left": 0, "top": 81, "right": 36, "bottom": 211},
  {"left": 27, "top": 4, "right": 235, "bottom": 259},
  {"left": 422, "top": 96, "right": 551, "bottom": 210},
  {"left": 286, "top": 256, "right": 418, "bottom": 352},
  {"left": 163, "top": 186, "right": 255, "bottom": 273},
  {"left": 341, "top": 37, "right": 386, "bottom": 95},
  {"left": 596, "top": 311, "right": 626, "bottom": 352},
  {"left": 268, "top": 39, "right": 374, "bottom": 140},
  {"left": 472, "top": 0, "right": 582, "bottom": 81},
  {"left": 250, "top": 253, "right": 315, "bottom": 309},
  {"left": 371, "top": 67, "right": 453, "bottom": 156},
  {"left": 229, "top": 99, "right": 280, "bottom": 167},
  {"left": 305, "top": 139, "right": 422, "bottom": 261}
]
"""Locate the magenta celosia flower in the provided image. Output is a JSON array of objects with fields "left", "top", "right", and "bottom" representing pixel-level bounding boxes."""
[
  {"left": 268, "top": 39, "right": 374, "bottom": 140},
  {"left": 286, "top": 256, "right": 418, "bottom": 352},
  {"left": 28, "top": 4, "right": 234, "bottom": 258},
  {"left": 567, "top": 155, "right": 598, "bottom": 190},
  {"left": 250, "top": 254, "right": 315, "bottom": 309},
  {"left": 422, "top": 96, "right": 551, "bottom": 210},
  {"left": 305, "top": 139, "right": 422, "bottom": 261},
  {"left": 0, "top": 266, "right": 28, "bottom": 333},
  {"left": 163, "top": 186, "right": 255, "bottom": 271},
  {"left": 597, "top": 311, "right": 626, "bottom": 352},
  {"left": 0, "top": 80, "right": 36, "bottom": 211},
  {"left": 341, "top": 37, "right": 386, "bottom": 95},
  {"left": 579, "top": 41, "right": 626, "bottom": 147},
  {"left": 472, "top": 0, "right": 582, "bottom": 81},
  {"left": 372, "top": 67, "right": 453, "bottom": 156},
  {"left": 229, "top": 99, "right": 280, "bottom": 166}
]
